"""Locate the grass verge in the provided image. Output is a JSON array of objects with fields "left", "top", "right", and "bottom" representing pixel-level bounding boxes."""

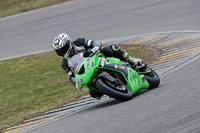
[
  {"left": 0, "top": 51, "right": 88, "bottom": 131},
  {"left": 0, "top": 44, "right": 160, "bottom": 131},
  {"left": 0, "top": 0, "right": 71, "bottom": 18}
]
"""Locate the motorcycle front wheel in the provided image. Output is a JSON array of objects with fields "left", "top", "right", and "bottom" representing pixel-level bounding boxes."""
[{"left": 95, "top": 78, "right": 133, "bottom": 101}]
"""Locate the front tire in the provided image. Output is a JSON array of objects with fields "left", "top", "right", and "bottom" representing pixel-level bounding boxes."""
[{"left": 95, "top": 78, "right": 133, "bottom": 101}]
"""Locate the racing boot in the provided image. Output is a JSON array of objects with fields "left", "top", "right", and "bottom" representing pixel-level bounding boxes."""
[{"left": 122, "top": 51, "right": 143, "bottom": 67}]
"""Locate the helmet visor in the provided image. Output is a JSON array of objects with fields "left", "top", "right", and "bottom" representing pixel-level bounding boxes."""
[{"left": 55, "top": 41, "right": 71, "bottom": 57}]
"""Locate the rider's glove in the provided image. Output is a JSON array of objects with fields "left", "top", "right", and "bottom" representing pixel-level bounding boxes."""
[
  {"left": 91, "top": 46, "right": 100, "bottom": 54},
  {"left": 76, "top": 83, "right": 82, "bottom": 90},
  {"left": 135, "top": 59, "right": 143, "bottom": 66}
]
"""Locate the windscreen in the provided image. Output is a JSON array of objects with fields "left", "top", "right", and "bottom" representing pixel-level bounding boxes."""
[{"left": 70, "top": 53, "right": 84, "bottom": 73}]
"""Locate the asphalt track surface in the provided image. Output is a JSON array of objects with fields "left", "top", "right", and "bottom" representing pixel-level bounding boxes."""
[
  {"left": 0, "top": 0, "right": 200, "bottom": 60},
  {"left": 1, "top": 0, "right": 200, "bottom": 133}
]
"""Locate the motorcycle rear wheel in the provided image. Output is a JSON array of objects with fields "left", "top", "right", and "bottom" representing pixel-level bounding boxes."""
[
  {"left": 143, "top": 68, "right": 160, "bottom": 89},
  {"left": 95, "top": 78, "right": 133, "bottom": 101}
]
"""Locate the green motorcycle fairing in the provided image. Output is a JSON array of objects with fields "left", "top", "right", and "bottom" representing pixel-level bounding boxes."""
[{"left": 70, "top": 53, "right": 149, "bottom": 94}]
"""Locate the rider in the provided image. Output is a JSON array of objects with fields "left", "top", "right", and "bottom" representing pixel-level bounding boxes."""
[{"left": 52, "top": 33, "right": 143, "bottom": 99}]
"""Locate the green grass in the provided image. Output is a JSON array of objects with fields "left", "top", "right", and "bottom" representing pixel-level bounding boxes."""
[
  {"left": 0, "top": 0, "right": 71, "bottom": 18},
  {"left": 0, "top": 46, "right": 148, "bottom": 131},
  {"left": 0, "top": 51, "right": 88, "bottom": 131}
]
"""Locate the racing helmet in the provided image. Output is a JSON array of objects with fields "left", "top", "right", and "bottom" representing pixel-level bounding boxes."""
[{"left": 52, "top": 33, "right": 72, "bottom": 58}]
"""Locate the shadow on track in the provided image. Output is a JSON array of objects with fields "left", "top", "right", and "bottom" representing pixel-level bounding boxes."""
[{"left": 90, "top": 89, "right": 150, "bottom": 110}]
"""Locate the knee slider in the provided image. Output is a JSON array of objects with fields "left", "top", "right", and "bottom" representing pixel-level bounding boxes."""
[{"left": 111, "top": 44, "right": 120, "bottom": 51}]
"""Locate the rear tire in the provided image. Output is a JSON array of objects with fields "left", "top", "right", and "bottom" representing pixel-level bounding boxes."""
[
  {"left": 95, "top": 78, "right": 133, "bottom": 101},
  {"left": 143, "top": 68, "right": 160, "bottom": 89}
]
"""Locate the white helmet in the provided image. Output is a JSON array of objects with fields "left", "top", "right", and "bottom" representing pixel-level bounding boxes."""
[{"left": 53, "top": 33, "right": 72, "bottom": 58}]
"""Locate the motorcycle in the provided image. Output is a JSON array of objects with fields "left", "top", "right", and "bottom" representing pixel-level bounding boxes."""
[{"left": 69, "top": 49, "right": 160, "bottom": 101}]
